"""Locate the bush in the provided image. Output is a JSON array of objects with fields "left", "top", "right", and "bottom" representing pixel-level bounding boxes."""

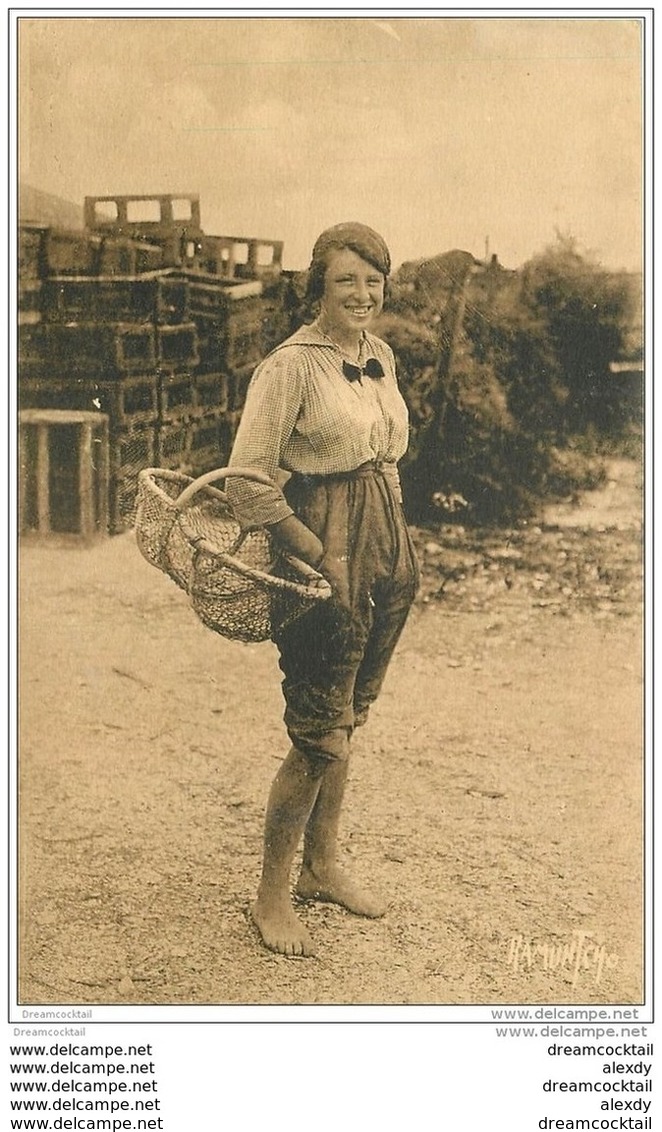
[
  {"left": 519, "top": 234, "right": 639, "bottom": 434},
  {"left": 381, "top": 237, "right": 639, "bottom": 525}
]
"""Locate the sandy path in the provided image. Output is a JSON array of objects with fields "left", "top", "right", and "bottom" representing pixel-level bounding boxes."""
[{"left": 18, "top": 460, "right": 644, "bottom": 1006}]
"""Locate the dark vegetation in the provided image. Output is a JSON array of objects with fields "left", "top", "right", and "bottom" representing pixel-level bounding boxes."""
[{"left": 373, "top": 235, "right": 643, "bottom": 525}]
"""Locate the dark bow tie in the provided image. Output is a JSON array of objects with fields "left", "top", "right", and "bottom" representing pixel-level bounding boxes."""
[{"left": 342, "top": 358, "right": 385, "bottom": 383}]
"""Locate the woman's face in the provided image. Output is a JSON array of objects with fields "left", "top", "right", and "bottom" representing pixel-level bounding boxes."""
[{"left": 319, "top": 248, "right": 385, "bottom": 341}]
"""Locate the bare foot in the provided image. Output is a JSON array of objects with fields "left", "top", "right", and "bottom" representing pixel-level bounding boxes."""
[
  {"left": 249, "top": 896, "right": 317, "bottom": 958},
  {"left": 295, "top": 865, "right": 387, "bottom": 918}
]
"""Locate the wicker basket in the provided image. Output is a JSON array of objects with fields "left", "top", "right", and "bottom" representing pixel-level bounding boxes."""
[{"left": 134, "top": 466, "right": 331, "bottom": 643}]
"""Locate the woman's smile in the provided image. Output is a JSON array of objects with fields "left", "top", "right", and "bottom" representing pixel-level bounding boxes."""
[{"left": 317, "top": 248, "right": 385, "bottom": 352}]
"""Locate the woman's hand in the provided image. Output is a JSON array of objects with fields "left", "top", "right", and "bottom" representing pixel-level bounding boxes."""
[{"left": 317, "top": 552, "right": 351, "bottom": 609}]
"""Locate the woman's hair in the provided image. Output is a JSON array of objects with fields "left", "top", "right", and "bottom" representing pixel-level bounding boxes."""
[{"left": 304, "top": 222, "right": 391, "bottom": 314}]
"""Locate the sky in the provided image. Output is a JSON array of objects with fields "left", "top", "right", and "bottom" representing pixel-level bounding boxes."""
[{"left": 16, "top": 14, "right": 644, "bottom": 273}]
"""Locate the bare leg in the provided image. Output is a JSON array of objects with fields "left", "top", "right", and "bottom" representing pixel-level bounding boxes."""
[
  {"left": 251, "top": 746, "right": 325, "bottom": 957},
  {"left": 296, "top": 758, "right": 387, "bottom": 918}
]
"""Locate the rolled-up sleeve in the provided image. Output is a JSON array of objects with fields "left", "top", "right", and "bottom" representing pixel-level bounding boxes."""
[{"left": 226, "top": 354, "right": 303, "bottom": 528}]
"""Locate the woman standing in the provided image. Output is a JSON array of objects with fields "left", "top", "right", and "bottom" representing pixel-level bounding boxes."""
[{"left": 227, "top": 222, "right": 419, "bottom": 957}]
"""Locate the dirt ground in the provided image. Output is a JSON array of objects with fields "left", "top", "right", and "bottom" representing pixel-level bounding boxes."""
[{"left": 18, "top": 458, "right": 644, "bottom": 1007}]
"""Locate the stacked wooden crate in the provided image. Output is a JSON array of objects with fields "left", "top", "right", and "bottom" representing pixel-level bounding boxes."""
[
  {"left": 18, "top": 223, "right": 169, "bottom": 532},
  {"left": 186, "top": 275, "right": 265, "bottom": 467},
  {"left": 18, "top": 202, "right": 288, "bottom": 535}
]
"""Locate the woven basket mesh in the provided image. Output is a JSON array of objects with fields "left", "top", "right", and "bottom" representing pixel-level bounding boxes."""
[{"left": 134, "top": 468, "right": 328, "bottom": 643}]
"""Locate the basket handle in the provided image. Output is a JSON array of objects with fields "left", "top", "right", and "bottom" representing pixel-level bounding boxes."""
[
  {"left": 175, "top": 466, "right": 332, "bottom": 597},
  {"left": 283, "top": 554, "right": 331, "bottom": 589},
  {"left": 174, "top": 466, "right": 277, "bottom": 510}
]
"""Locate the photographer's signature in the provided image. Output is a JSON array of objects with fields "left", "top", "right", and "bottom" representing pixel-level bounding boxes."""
[{"left": 507, "top": 930, "right": 619, "bottom": 987}]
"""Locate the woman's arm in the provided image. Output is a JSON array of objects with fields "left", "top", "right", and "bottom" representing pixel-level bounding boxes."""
[
  {"left": 226, "top": 354, "right": 302, "bottom": 528},
  {"left": 270, "top": 515, "right": 348, "bottom": 603},
  {"left": 267, "top": 513, "right": 324, "bottom": 569}
]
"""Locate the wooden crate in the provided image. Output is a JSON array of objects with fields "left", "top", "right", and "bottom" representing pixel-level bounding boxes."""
[
  {"left": 19, "top": 409, "right": 110, "bottom": 539},
  {"left": 187, "top": 277, "right": 262, "bottom": 320},
  {"left": 192, "top": 371, "right": 229, "bottom": 415},
  {"left": 34, "top": 322, "right": 157, "bottom": 376},
  {"left": 155, "top": 412, "right": 228, "bottom": 471},
  {"left": 97, "top": 238, "right": 164, "bottom": 277},
  {"left": 196, "top": 322, "right": 262, "bottom": 376},
  {"left": 19, "top": 374, "right": 158, "bottom": 429},
  {"left": 156, "top": 420, "right": 192, "bottom": 469},
  {"left": 156, "top": 370, "right": 196, "bottom": 422},
  {"left": 109, "top": 422, "right": 158, "bottom": 474},
  {"left": 42, "top": 273, "right": 189, "bottom": 325},
  {"left": 96, "top": 376, "right": 159, "bottom": 427},
  {"left": 42, "top": 229, "right": 104, "bottom": 276},
  {"left": 156, "top": 322, "right": 199, "bottom": 369}
]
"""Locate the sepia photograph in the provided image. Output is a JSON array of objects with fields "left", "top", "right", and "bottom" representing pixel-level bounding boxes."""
[{"left": 15, "top": 13, "right": 645, "bottom": 1010}]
